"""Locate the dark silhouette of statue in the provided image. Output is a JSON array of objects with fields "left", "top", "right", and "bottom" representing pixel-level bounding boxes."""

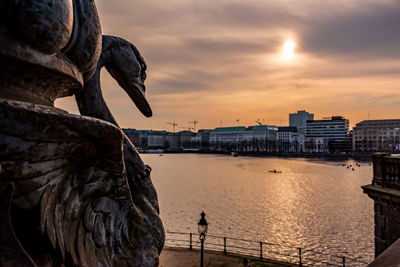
[{"left": 0, "top": 1, "right": 164, "bottom": 266}]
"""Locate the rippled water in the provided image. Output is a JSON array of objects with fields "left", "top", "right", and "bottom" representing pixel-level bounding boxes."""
[{"left": 143, "top": 153, "right": 374, "bottom": 265}]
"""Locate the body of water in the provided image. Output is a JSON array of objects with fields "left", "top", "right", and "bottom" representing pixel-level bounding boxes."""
[{"left": 143, "top": 153, "right": 374, "bottom": 265}]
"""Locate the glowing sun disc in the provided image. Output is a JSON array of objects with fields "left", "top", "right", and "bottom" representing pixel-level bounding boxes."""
[{"left": 283, "top": 40, "right": 296, "bottom": 59}]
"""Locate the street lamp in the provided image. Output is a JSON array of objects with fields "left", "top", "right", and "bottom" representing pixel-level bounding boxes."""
[{"left": 198, "top": 211, "right": 208, "bottom": 267}]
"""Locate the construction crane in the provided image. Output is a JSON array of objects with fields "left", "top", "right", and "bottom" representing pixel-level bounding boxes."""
[
  {"left": 189, "top": 119, "right": 199, "bottom": 130},
  {"left": 167, "top": 121, "right": 178, "bottom": 132},
  {"left": 255, "top": 119, "right": 262, "bottom": 125}
]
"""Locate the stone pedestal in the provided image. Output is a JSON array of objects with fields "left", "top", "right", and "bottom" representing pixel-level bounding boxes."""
[{"left": 362, "top": 153, "right": 400, "bottom": 257}]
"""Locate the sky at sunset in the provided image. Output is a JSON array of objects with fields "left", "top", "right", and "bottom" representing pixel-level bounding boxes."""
[{"left": 55, "top": 0, "right": 400, "bottom": 131}]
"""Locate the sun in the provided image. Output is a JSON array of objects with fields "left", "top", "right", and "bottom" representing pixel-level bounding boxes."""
[{"left": 282, "top": 40, "right": 296, "bottom": 60}]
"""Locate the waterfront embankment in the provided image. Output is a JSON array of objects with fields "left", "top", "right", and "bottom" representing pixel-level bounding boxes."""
[{"left": 160, "top": 247, "right": 295, "bottom": 267}]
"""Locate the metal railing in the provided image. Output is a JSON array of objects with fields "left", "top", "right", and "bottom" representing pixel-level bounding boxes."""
[{"left": 165, "top": 231, "right": 369, "bottom": 266}]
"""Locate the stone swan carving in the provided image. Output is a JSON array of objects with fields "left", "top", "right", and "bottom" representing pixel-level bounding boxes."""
[
  {"left": 76, "top": 35, "right": 153, "bottom": 123},
  {"left": 0, "top": 1, "right": 164, "bottom": 266}
]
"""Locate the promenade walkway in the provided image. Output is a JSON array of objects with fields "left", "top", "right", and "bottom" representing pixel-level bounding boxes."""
[{"left": 159, "top": 247, "right": 296, "bottom": 267}]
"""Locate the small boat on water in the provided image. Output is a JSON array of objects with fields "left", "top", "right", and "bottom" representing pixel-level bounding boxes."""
[
  {"left": 231, "top": 152, "right": 238, "bottom": 157},
  {"left": 269, "top": 169, "right": 282, "bottom": 174}
]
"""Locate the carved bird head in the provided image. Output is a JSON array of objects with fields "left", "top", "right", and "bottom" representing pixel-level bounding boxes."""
[{"left": 100, "top": 35, "right": 152, "bottom": 118}]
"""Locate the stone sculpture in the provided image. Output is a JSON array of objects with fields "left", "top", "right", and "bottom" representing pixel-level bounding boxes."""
[{"left": 0, "top": 1, "right": 164, "bottom": 266}]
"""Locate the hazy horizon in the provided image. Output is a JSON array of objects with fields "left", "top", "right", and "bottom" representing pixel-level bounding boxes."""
[{"left": 55, "top": 0, "right": 400, "bottom": 131}]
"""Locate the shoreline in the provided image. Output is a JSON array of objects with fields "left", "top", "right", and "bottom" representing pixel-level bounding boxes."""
[{"left": 140, "top": 150, "right": 373, "bottom": 161}]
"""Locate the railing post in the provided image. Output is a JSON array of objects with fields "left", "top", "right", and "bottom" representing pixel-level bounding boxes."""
[
  {"left": 372, "top": 152, "right": 390, "bottom": 186},
  {"left": 260, "top": 242, "right": 263, "bottom": 259},
  {"left": 189, "top": 233, "right": 192, "bottom": 250},
  {"left": 342, "top": 256, "right": 345, "bottom": 267},
  {"left": 223, "top": 237, "right": 227, "bottom": 255},
  {"left": 298, "top": 248, "right": 302, "bottom": 267}
]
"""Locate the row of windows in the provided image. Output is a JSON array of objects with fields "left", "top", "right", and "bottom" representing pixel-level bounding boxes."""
[{"left": 354, "top": 136, "right": 400, "bottom": 139}]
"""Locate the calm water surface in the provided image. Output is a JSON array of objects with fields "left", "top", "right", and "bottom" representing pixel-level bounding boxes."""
[{"left": 143, "top": 153, "right": 374, "bottom": 265}]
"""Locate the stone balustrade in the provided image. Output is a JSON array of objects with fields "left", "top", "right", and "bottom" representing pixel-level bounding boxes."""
[
  {"left": 372, "top": 152, "right": 400, "bottom": 189},
  {"left": 363, "top": 153, "right": 400, "bottom": 264}
]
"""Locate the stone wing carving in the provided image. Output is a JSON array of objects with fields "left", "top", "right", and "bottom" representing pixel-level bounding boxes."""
[{"left": 0, "top": 100, "right": 164, "bottom": 266}]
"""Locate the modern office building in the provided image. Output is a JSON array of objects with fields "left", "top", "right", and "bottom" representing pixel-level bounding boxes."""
[
  {"left": 289, "top": 110, "right": 314, "bottom": 134},
  {"left": 306, "top": 116, "right": 351, "bottom": 152},
  {"left": 353, "top": 119, "right": 400, "bottom": 153}
]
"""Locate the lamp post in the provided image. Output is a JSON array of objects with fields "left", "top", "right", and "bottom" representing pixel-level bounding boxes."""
[{"left": 198, "top": 211, "right": 208, "bottom": 267}]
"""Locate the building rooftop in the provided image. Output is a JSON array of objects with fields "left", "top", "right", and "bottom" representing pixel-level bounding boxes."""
[
  {"left": 289, "top": 110, "right": 313, "bottom": 114},
  {"left": 136, "top": 130, "right": 168, "bottom": 135},
  {"left": 122, "top": 128, "right": 136, "bottom": 133},
  {"left": 247, "top": 125, "right": 277, "bottom": 131},
  {"left": 212, "top": 126, "right": 247, "bottom": 132},
  {"left": 307, "top": 116, "right": 348, "bottom": 123},
  {"left": 356, "top": 119, "right": 400, "bottom": 126},
  {"left": 278, "top": 126, "right": 298, "bottom": 133},
  {"left": 177, "top": 130, "right": 195, "bottom": 135},
  {"left": 197, "top": 129, "right": 212, "bottom": 133}
]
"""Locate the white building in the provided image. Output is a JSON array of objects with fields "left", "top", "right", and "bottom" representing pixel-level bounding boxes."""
[
  {"left": 277, "top": 126, "right": 303, "bottom": 152},
  {"left": 209, "top": 125, "right": 278, "bottom": 152},
  {"left": 209, "top": 126, "right": 251, "bottom": 151},
  {"left": 304, "top": 137, "right": 329, "bottom": 153}
]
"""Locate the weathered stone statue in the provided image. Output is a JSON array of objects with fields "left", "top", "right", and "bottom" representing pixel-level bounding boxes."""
[{"left": 0, "top": 1, "right": 164, "bottom": 266}]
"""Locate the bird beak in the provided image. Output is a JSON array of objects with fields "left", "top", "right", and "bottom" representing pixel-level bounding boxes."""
[{"left": 123, "top": 78, "right": 153, "bottom": 118}]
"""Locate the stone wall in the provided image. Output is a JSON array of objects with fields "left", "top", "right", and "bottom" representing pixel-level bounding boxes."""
[{"left": 373, "top": 196, "right": 400, "bottom": 256}]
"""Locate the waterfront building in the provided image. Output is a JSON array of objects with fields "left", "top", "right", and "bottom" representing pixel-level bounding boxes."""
[
  {"left": 147, "top": 130, "right": 168, "bottom": 148},
  {"left": 277, "top": 126, "right": 298, "bottom": 152},
  {"left": 191, "top": 129, "right": 211, "bottom": 149},
  {"left": 190, "top": 133, "right": 201, "bottom": 146},
  {"left": 209, "top": 126, "right": 249, "bottom": 151},
  {"left": 277, "top": 126, "right": 301, "bottom": 152},
  {"left": 123, "top": 128, "right": 140, "bottom": 147},
  {"left": 306, "top": 116, "right": 351, "bottom": 153},
  {"left": 209, "top": 125, "right": 278, "bottom": 152},
  {"left": 123, "top": 129, "right": 168, "bottom": 149},
  {"left": 166, "top": 132, "right": 180, "bottom": 151},
  {"left": 304, "top": 137, "right": 328, "bottom": 153},
  {"left": 289, "top": 110, "right": 314, "bottom": 134},
  {"left": 248, "top": 125, "right": 278, "bottom": 152},
  {"left": 123, "top": 129, "right": 150, "bottom": 149},
  {"left": 353, "top": 119, "right": 400, "bottom": 153},
  {"left": 178, "top": 130, "right": 195, "bottom": 149}
]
